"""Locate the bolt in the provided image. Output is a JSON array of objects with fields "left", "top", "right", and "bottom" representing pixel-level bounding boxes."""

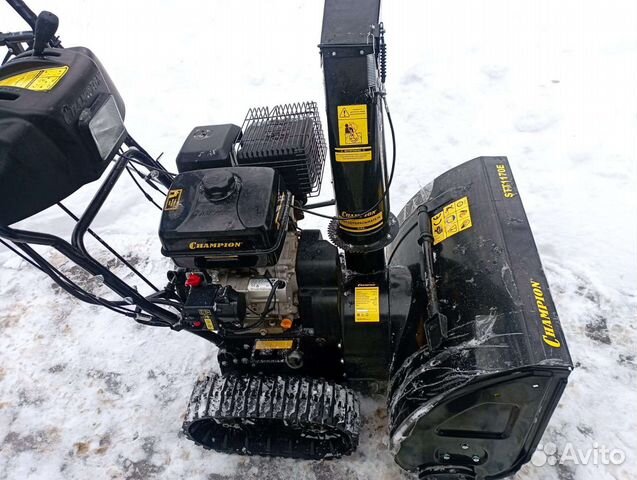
[
  {"left": 442, "top": 453, "right": 451, "bottom": 461},
  {"left": 461, "top": 443, "right": 469, "bottom": 450},
  {"left": 472, "top": 455, "right": 480, "bottom": 463},
  {"left": 386, "top": 233, "right": 392, "bottom": 239},
  {"left": 331, "top": 51, "right": 336, "bottom": 56},
  {"left": 241, "top": 358, "right": 249, "bottom": 364},
  {"left": 337, "top": 343, "right": 342, "bottom": 349},
  {"left": 232, "top": 358, "right": 238, "bottom": 364},
  {"left": 221, "top": 361, "right": 228, "bottom": 366},
  {"left": 532, "top": 384, "right": 540, "bottom": 388},
  {"left": 359, "top": 49, "right": 365, "bottom": 55},
  {"left": 243, "top": 344, "right": 250, "bottom": 350}
]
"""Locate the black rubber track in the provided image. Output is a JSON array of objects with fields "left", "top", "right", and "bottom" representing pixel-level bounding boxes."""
[{"left": 182, "top": 372, "right": 360, "bottom": 460}]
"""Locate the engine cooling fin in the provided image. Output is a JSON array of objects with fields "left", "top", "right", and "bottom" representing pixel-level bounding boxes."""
[{"left": 183, "top": 372, "right": 360, "bottom": 460}]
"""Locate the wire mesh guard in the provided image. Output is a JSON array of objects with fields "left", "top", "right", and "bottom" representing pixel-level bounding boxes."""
[{"left": 236, "top": 102, "right": 327, "bottom": 200}]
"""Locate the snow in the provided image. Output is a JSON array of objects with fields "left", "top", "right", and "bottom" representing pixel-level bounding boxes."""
[{"left": 1, "top": 0, "right": 636, "bottom": 479}]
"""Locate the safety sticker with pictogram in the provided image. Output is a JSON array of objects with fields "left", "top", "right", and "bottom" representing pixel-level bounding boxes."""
[
  {"left": 354, "top": 285, "right": 380, "bottom": 323},
  {"left": 0, "top": 66, "right": 69, "bottom": 92},
  {"left": 337, "top": 104, "right": 368, "bottom": 146},
  {"left": 431, "top": 196, "right": 473, "bottom": 245}
]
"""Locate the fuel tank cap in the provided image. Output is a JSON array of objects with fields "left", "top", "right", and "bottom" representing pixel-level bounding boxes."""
[{"left": 201, "top": 170, "right": 237, "bottom": 201}]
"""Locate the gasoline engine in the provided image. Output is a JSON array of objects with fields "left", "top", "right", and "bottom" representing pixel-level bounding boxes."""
[{"left": 0, "top": 0, "right": 573, "bottom": 478}]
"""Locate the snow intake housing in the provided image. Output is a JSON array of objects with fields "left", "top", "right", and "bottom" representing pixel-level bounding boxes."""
[{"left": 387, "top": 156, "right": 573, "bottom": 479}]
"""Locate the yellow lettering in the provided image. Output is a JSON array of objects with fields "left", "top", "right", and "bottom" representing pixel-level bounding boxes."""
[
  {"left": 496, "top": 164, "right": 517, "bottom": 198},
  {"left": 531, "top": 280, "right": 561, "bottom": 349},
  {"left": 188, "top": 241, "right": 243, "bottom": 250},
  {"left": 543, "top": 335, "right": 561, "bottom": 348}
]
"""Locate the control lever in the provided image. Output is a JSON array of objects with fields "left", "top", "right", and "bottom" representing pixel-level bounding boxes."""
[{"left": 33, "top": 11, "right": 59, "bottom": 56}]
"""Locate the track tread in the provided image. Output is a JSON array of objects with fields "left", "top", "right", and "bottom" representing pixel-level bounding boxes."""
[{"left": 183, "top": 372, "right": 360, "bottom": 460}]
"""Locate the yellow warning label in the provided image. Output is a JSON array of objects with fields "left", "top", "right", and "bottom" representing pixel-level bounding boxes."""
[
  {"left": 335, "top": 146, "right": 372, "bottom": 162},
  {"left": 355, "top": 286, "right": 380, "bottom": 323},
  {"left": 255, "top": 340, "right": 294, "bottom": 350},
  {"left": 431, "top": 196, "right": 473, "bottom": 245},
  {"left": 164, "top": 189, "right": 183, "bottom": 211},
  {"left": 339, "top": 211, "right": 383, "bottom": 233},
  {"left": 338, "top": 104, "right": 368, "bottom": 146},
  {"left": 0, "top": 66, "right": 69, "bottom": 92},
  {"left": 199, "top": 309, "right": 216, "bottom": 332}
]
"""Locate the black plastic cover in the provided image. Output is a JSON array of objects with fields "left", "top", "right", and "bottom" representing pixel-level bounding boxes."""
[
  {"left": 182, "top": 284, "right": 219, "bottom": 330},
  {"left": 0, "top": 47, "right": 125, "bottom": 225},
  {"left": 159, "top": 167, "right": 289, "bottom": 268},
  {"left": 176, "top": 124, "right": 241, "bottom": 173},
  {"left": 182, "top": 284, "right": 246, "bottom": 331}
]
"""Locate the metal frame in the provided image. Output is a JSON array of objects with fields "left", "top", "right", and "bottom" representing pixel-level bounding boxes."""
[{"left": 0, "top": 149, "right": 185, "bottom": 331}]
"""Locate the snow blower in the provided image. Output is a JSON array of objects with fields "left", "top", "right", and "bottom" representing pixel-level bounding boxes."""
[{"left": 0, "top": 0, "right": 572, "bottom": 478}]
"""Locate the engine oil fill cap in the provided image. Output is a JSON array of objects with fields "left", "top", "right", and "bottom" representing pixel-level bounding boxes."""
[{"left": 201, "top": 170, "right": 236, "bottom": 201}]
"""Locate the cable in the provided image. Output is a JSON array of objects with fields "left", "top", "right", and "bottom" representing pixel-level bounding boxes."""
[
  {"left": 231, "top": 276, "right": 283, "bottom": 331},
  {"left": 260, "top": 279, "right": 283, "bottom": 320},
  {"left": 234, "top": 175, "right": 248, "bottom": 229},
  {"left": 17, "top": 242, "right": 137, "bottom": 317},
  {"left": 125, "top": 166, "right": 164, "bottom": 210},
  {"left": 125, "top": 134, "right": 171, "bottom": 175},
  {"left": 119, "top": 141, "right": 176, "bottom": 190},
  {"left": 134, "top": 318, "right": 172, "bottom": 328},
  {"left": 57, "top": 202, "right": 160, "bottom": 292},
  {"left": 121, "top": 153, "right": 177, "bottom": 182},
  {"left": 0, "top": 237, "right": 44, "bottom": 271},
  {"left": 130, "top": 162, "right": 169, "bottom": 196},
  {"left": 1, "top": 227, "right": 137, "bottom": 316},
  {"left": 292, "top": 94, "right": 396, "bottom": 221}
]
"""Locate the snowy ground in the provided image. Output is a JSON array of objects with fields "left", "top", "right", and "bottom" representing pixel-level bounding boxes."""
[{"left": 1, "top": 1, "right": 636, "bottom": 479}]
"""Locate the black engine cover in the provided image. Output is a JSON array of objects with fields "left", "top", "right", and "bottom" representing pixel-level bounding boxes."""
[{"left": 159, "top": 167, "right": 289, "bottom": 268}]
